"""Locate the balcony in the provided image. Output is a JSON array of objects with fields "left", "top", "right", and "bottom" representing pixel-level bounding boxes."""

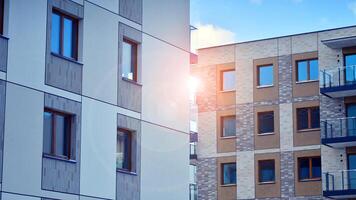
[
  {"left": 321, "top": 117, "right": 356, "bottom": 148},
  {"left": 320, "top": 66, "right": 356, "bottom": 98},
  {"left": 323, "top": 170, "right": 356, "bottom": 199}
]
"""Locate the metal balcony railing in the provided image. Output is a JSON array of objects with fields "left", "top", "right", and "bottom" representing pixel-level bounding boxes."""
[
  {"left": 324, "top": 170, "right": 356, "bottom": 192},
  {"left": 320, "top": 66, "right": 356, "bottom": 89},
  {"left": 321, "top": 117, "right": 356, "bottom": 140}
]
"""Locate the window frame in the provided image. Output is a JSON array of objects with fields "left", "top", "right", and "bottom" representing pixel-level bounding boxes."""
[
  {"left": 221, "top": 162, "right": 236, "bottom": 186},
  {"left": 296, "top": 58, "right": 318, "bottom": 82},
  {"left": 257, "top": 111, "right": 275, "bottom": 135},
  {"left": 116, "top": 128, "right": 133, "bottom": 172},
  {"left": 0, "top": 0, "right": 4, "bottom": 35},
  {"left": 43, "top": 108, "right": 73, "bottom": 160},
  {"left": 122, "top": 38, "right": 138, "bottom": 82},
  {"left": 296, "top": 106, "right": 320, "bottom": 131},
  {"left": 298, "top": 156, "right": 321, "bottom": 181},
  {"left": 51, "top": 9, "right": 79, "bottom": 60},
  {"left": 258, "top": 159, "right": 276, "bottom": 184},
  {"left": 257, "top": 64, "right": 274, "bottom": 87},
  {"left": 220, "top": 69, "right": 235, "bottom": 91},
  {"left": 220, "top": 115, "right": 236, "bottom": 138}
]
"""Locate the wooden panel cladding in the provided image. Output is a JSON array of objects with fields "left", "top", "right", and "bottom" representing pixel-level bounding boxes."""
[{"left": 119, "top": 0, "right": 142, "bottom": 24}]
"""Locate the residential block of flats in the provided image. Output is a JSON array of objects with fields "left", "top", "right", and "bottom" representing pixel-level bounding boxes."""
[
  {"left": 191, "top": 25, "right": 356, "bottom": 200},
  {"left": 0, "top": 0, "right": 190, "bottom": 200}
]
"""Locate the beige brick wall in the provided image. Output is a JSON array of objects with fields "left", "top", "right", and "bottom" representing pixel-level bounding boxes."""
[
  {"left": 292, "top": 32, "right": 318, "bottom": 54},
  {"left": 280, "top": 103, "right": 294, "bottom": 151},
  {"left": 236, "top": 151, "right": 255, "bottom": 199},
  {"left": 197, "top": 45, "right": 235, "bottom": 66},
  {"left": 278, "top": 36, "right": 292, "bottom": 56},
  {"left": 197, "top": 111, "right": 217, "bottom": 157}
]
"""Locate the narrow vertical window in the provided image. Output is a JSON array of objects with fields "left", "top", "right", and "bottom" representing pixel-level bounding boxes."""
[
  {"left": 221, "top": 115, "right": 236, "bottom": 137},
  {"left": 297, "top": 59, "right": 318, "bottom": 82},
  {"left": 221, "top": 70, "right": 235, "bottom": 91},
  {"left": 0, "top": 0, "right": 4, "bottom": 35},
  {"left": 43, "top": 109, "right": 72, "bottom": 159},
  {"left": 258, "top": 111, "right": 274, "bottom": 134},
  {"left": 258, "top": 160, "right": 275, "bottom": 183},
  {"left": 258, "top": 65, "right": 274, "bottom": 86},
  {"left": 117, "top": 128, "right": 133, "bottom": 171},
  {"left": 51, "top": 10, "right": 78, "bottom": 60},
  {"left": 122, "top": 39, "right": 138, "bottom": 82},
  {"left": 221, "top": 163, "right": 236, "bottom": 185}
]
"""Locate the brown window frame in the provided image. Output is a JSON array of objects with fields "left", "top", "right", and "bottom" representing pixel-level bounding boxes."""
[
  {"left": 257, "top": 64, "right": 274, "bottom": 86},
  {"left": 296, "top": 106, "right": 320, "bottom": 131},
  {"left": 122, "top": 38, "right": 138, "bottom": 82},
  {"left": 298, "top": 156, "right": 321, "bottom": 181},
  {"left": 220, "top": 69, "right": 235, "bottom": 91},
  {"left": 0, "top": 0, "right": 3, "bottom": 35},
  {"left": 296, "top": 58, "right": 318, "bottom": 82},
  {"left": 116, "top": 128, "right": 133, "bottom": 172},
  {"left": 44, "top": 108, "right": 73, "bottom": 160},
  {"left": 257, "top": 111, "right": 274, "bottom": 135},
  {"left": 51, "top": 9, "right": 79, "bottom": 60},
  {"left": 220, "top": 115, "right": 236, "bottom": 138},
  {"left": 221, "top": 162, "right": 236, "bottom": 185},
  {"left": 258, "top": 159, "right": 276, "bottom": 183}
]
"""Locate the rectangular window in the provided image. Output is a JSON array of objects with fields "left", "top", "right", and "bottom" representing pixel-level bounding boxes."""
[
  {"left": 221, "top": 163, "right": 236, "bottom": 185},
  {"left": 298, "top": 157, "right": 321, "bottom": 181},
  {"left": 258, "top": 111, "right": 274, "bottom": 134},
  {"left": 43, "top": 109, "right": 72, "bottom": 159},
  {"left": 221, "top": 116, "right": 236, "bottom": 137},
  {"left": 297, "top": 107, "right": 320, "bottom": 130},
  {"left": 345, "top": 54, "right": 356, "bottom": 83},
  {"left": 258, "top": 160, "right": 275, "bottom": 183},
  {"left": 258, "top": 65, "right": 273, "bottom": 86},
  {"left": 297, "top": 59, "right": 318, "bottom": 82},
  {"left": 122, "top": 38, "right": 138, "bottom": 82},
  {"left": 51, "top": 9, "right": 78, "bottom": 60},
  {"left": 117, "top": 128, "right": 133, "bottom": 171},
  {"left": 221, "top": 70, "right": 235, "bottom": 91},
  {"left": 0, "top": 0, "right": 3, "bottom": 35}
]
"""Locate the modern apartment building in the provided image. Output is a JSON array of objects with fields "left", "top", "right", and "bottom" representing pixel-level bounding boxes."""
[
  {"left": 0, "top": 0, "right": 190, "bottom": 200},
  {"left": 192, "top": 25, "right": 356, "bottom": 199}
]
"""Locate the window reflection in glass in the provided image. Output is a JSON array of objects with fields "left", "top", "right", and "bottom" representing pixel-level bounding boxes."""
[
  {"left": 51, "top": 13, "right": 61, "bottom": 54},
  {"left": 258, "top": 65, "right": 273, "bottom": 86},
  {"left": 222, "top": 70, "right": 235, "bottom": 91},
  {"left": 259, "top": 160, "right": 275, "bottom": 183},
  {"left": 122, "top": 39, "right": 138, "bottom": 81},
  {"left": 222, "top": 163, "right": 236, "bottom": 185}
]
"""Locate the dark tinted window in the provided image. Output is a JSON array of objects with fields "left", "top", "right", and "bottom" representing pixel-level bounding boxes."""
[
  {"left": 222, "top": 163, "right": 236, "bottom": 185},
  {"left": 117, "top": 129, "right": 132, "bottom": 171},
  {"left": 122, "top": 39, "right": 138, "bottom": 81},
  {"left": 222, "top": 116, "right": 236, "bottom": 137},
  {"left": 43, "top": 109, "right": 72, "bottom": 159},
  {"left": 297, "top": 59, "right": 318, "bottom": 82},
  {"left": 297, "top": 107, "right": 320, "bottom": 130},
  {"left": 258, "top": 65, "right": 273, "bottom": 86},
  {"left": 222, "top": 70, "right": 235, "bottom": 91},
  {"left": 259, "top": 160, "right": 275, "bottom": 183},
  {"left": 0, "top": 0, "right": 3, "bottom": 35},
  {"left": 51, "top": 10, "right": 78, "bottom": 60},
  {"left": 258, "top": 111, "right": 274, "bottom": 134},
  {"left": 298, "top": 157, "right": 321, "bottom": 180}
]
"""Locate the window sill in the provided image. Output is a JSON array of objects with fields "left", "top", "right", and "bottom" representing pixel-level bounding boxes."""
[
  {"left": 219, "top": 89, "right": 236, "bottom": 93},
  {"left": 122, "top": 77, "right": 142, "bottom": 87},
  {"left": 298, "top": 178, "right": 321, "bottom": 182},
  {"left": 296, "top": 80, "right": 319, "bottom": 84},
  {"left": 257, "top": 84, "right": 274, "bottom": 89},
  {"left": 258, "top": 132, "right": 275, "bottom": 136},
  {"left": 297, "top": 128, "right": 320, "bottom": 133},
  {"left": 51, "top": 52, "right": 83, "bottom": 65},
  {"left": 220, "top": 135, "right": 236, "bottom": 139},
  {"left": 220, "top": 184, "right": 236, "bottom": 187},
  {"left": 258, "top": 181, "right": 276, "bottom": 185},
  {"left": 43, "top": 153, "right": 76, "bottom": 164},
  {"left": 0, "top": 34, "right": 9, "bottom": 40},
  {"left": 116, "top": 169, "right": 137, "bottom": 176}
]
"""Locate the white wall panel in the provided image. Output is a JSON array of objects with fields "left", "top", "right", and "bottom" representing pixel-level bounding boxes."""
[
  {"left": 140, "top": 122, "right": 189, "bottom": 200},
  {"left": 2, "top": 83, "right": 43, "bottom": 196},
  {"left": 141, "top": 35, "right": 190, "bottom": 133},
  {"left": 80, "top": 97, "right": 116, "bottom": 199},
  {"left": 87, "top": 0, "right": 119, "bottom": 14},
  {"left": 2, "top": 193, "right": 40, "bottom": 200}
]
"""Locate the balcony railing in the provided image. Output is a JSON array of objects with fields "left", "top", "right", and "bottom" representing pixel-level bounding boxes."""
[
  {"left": 321, "top": 117, "right": 356, "bottom": 147},
  {"left": 320, "top": 66, "right": 356, "bottom": 97},
  {"left": 324, "top": 170, "right": 356, "bottom": 198}
]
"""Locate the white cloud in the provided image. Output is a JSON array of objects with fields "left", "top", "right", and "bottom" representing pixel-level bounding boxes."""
[
  {"left": 349, "top": 1, "right": 356, "bottom": 16},
  {"left": 191, "top": 24, "right": 236, "bottom": 52}
]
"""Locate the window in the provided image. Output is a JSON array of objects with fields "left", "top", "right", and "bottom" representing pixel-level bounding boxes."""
[
  {"left": 51, "top": 9, "right": 78, "bottom": 60},
  {"left": 122, "top": 38, "right": 138, "bottom": 81},
  {"left": 222, "top": 163, "right": 236, "bottom": 185},
  {"left": 298, "top": 157, "right": 321, "bottom": 181},
  {"left": 258, "top": 111, "right": 274, "bottom": 134},
  {"left": 0, "top": 0, "right": 3, "bottom": 35},
  {"left": 258, "top": 160, "right": 275, "bottom": 183},
  {"left": 221, "top": 116, "right": 236, "bottom": 137},
  {"left": 189, "top": 165, "right": 197, "bottom": 184},
  {"left": 117, "top": 128, "right": 133, "bottom": 171},
  {"left": 221, "top": 70, "right": 235, "bottom": 91},
  {"left": 258, "top": 65, "right": 273, "bottom": 86},
  {"left": 297, "top": 59, "right": 318, "bottom": 82},
  {"left": 297, "top": 107, "right": 320, "bottom": 130},
  {"left": 345, "top": 54, "right": 356, "bottom": 83},
  {"left": 43, "top": 109, "right": 72, "bottom": 159}
]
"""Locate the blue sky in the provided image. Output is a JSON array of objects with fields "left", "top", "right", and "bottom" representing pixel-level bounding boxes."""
[{"left": 190, "top": 0, "right": 356, "bottom": 50}]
